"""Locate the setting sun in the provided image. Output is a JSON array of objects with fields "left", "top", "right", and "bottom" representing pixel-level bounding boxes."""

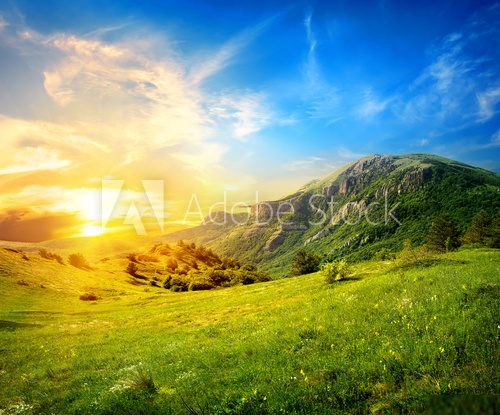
[
  {"left": 0, "top": 1, "right": 499, "bottom": 413},
  {"left": 80, "top": 225, "right": 104, "bottom": 237}
]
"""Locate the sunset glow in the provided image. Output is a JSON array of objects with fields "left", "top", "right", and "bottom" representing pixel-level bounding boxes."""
[
  {"left": 80, "top": 225, "right": 104, "bottom": 237},
  {"left": 0, "top": 1, "right": 498, "bottom": 242}
]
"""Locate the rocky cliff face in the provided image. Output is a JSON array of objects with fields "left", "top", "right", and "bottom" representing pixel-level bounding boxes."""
[{"left": 247, "top": 155, "right": 437, "bottom": 251}]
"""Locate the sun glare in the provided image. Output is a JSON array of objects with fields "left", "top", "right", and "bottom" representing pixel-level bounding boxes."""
[{"left": 81, "top": 225, "right": 104, "bottom": 237}]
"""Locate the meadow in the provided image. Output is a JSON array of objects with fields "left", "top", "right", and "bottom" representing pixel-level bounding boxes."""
[{"left": 0, "top": 247, "right": 498, "bottom": 414}]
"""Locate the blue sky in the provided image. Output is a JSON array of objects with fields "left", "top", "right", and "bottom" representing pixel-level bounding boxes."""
[{"left": 0, "top": 0, "right": 499, "bottom": 238}]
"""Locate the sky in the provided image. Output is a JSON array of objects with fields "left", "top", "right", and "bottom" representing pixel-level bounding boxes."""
[{"left": 0, "top": 0, "right": 499, "bottom": 241}]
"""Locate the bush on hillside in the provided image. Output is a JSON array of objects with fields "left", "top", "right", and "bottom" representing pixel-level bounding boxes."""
[
  {"left": 290, "top": 249, "right": 321, "bottom": 276},
  {"left": 39, "top": 249, "right": 64, "bottom": 264},
  {"left": 373, "top": 248, "right": 396, "bottom": 261},
  {"left": 126, "top": 262, "right": 139, "bottom": 276},
  {"left": 322, "top": 259, "right": 351, "bottom": 283},
  {"left": 68, "top": 253, "right": 92, "bottom": 270},
  {"left": 79, "top": 292, "right": 99, "bottom": 301},
  {"left": 166, "top": 258, "right": 178, "bottom": 271},
  {"left": 137, "top": 254, "right": 158, "bottom": 262}
]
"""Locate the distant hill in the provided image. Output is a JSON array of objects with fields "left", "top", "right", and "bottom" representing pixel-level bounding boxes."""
[{"left": 162, "top": 153, "right": 500, "bottom": 277}]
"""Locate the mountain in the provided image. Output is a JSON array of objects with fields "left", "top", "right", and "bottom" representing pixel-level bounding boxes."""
[{"left": 163, "top": 153, "right": 500, "bottom": 277}]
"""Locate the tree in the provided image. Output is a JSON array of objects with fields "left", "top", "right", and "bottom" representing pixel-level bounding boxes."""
[
  {"left": 126, "top": 261, "right": 138, "bottom": 276},
  {"left": 290, "top": 249, "right": 320, "bottom": 276},
  {"left": 68, "top": 253, "right": 92, "bottom": 270},
  {"left": 426, "top": 213, "right": 460, "bottom": 252},
  {"left": 462, "top": 209, "right": 491, "bottom": 245}
]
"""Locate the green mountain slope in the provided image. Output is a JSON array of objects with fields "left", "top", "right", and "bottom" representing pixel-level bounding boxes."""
[{"left": 163, "top": 154, "right": 500, "bottom": 277}]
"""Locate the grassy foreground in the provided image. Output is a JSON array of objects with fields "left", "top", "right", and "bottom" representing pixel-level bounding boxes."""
[{"left": 0, "top": 248, "right": 498, "bottom": 414}]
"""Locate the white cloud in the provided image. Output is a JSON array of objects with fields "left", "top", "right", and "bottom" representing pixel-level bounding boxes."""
[
  {"left": 477, "top": 86, "right": 500, "bottom": 121},
  {"left": 189, "top": 15, "right": 277, "bottom": 85},
  {"left": 335, "top": 147, "right": 365, "bottom": 160},
  {"left": 286, "top": 156, "right": 325, "bottom": 172},
  {"left": 211, "top": 92, "right": 273, "bottom": 139},
  {"left": 492, "top": 130, "right": 500, "bottom": 145},
  {"left": 0, "top": 15, "right": 7, "bottom": 32},
  {"left": 286, "top": 148, "right": 363, "bottom": 175},
  {"left": 0, "top": 116, "right": 105, "bottom": 174},
  {"left": 0, "top": 16, "right": 279, "bottom": 181},
  {"left": 356, "top": 89, "right": 392, "bottom": 119},
  {"left": 0, "top": 146, "right": 70, "bottom": 175},
  {"left": 301, "top": 11, "right": 342, "bottom": 125}
]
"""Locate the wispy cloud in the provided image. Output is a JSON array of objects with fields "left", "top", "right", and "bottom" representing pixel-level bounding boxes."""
[
  {"left": 286, "top": 156, "right": 326, "bottom": 172},
  {"left": 0, "top": 15, "right": 278, "bottom": 178},
  {"left": 394, "top": 3, "right": 500, "bottom": 128},
  {"left": 477, "top": 86, "right": 500, "bottom": 121},
  {"left": 0, "top": 146, "right": 70, "bottom": 175},
  {"left": 0, "top": 13, "right": 282, "bottom": 232},
  {"left": 209, "top": 92, "right": 273, "bottom": 140},
  {"left": 395, "top": 41, "right": 478, "bottom": 122},
  {"left": 189, "top": 14, "right": 278, "bottom": 85},
  {"left": 301, "top": 10, "right": 343, "bottom": 125},
  {"left": 480, "top": 129, "right": 500, "bottom": 148},
  {"left": 0, "top": 15, "right": 7, "bottom": 31},
  {"left": 286, "top": 147, "right": 363, "bottom": 175},
  {"left": 355, "top": 88, "right": 393, "bottom": 120}
]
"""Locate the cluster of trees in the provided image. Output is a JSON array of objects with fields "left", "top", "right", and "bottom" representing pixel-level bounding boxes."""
[
  {"left": 39, "top": 249, "right": 93, "bottom": 270},
  {"left": 426, "top": 210, "right": 499, "bottom": 252},
  {"left": 39, "top": 249, "right": 64, "bottom": 264},
  {"left": 289, "top": 209, "right": 499, "bottom": 280},
  {"left": 126, "top": 241, "right": 270, "bottom": 292},
  {"left": 162, "top": 263, "right": 270, "bottom": 292}
]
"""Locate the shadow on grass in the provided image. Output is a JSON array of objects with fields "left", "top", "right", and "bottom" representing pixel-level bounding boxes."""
[
  {"left": 325, "top": 276, "right": 363, "bottom": 288},
  {"left": 423, "top": 393, "right": 499, "bottom": 414},
  {"left": 0, "top": 320, "right": 43, "bottom": 330}
]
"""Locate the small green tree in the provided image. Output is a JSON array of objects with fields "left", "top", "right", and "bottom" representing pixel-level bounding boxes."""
[
  {"left": 322, "top": 259, "right": 350, "bottom": 283},
  {"left": 462, "top": 209, "right": 491, "bottom": 245},
  {"left": 426, "top": 213, "right": 460, "bottom": 252},
  {"left": 290, "top": 249, "right": 320, "bottom": 276}
]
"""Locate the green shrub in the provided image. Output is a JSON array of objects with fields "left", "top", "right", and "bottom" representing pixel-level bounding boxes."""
[
  {"left": 322, "top": 259, "right": 350, "bottom": 283},
  {"left": 373, "top": 248, "right": 395, "bottom": 261},
  {"left": 163, "top": 275, "right": 188, "bottom": 291}
]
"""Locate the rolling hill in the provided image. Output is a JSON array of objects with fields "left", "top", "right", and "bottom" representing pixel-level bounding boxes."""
[{"left": 0, "top": 245, "right": 498, "bottom": 413}]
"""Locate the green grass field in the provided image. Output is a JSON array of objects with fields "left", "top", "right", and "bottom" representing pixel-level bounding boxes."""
[{"left": 0, "top": 248, "right": 498, "bottom": 414}]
